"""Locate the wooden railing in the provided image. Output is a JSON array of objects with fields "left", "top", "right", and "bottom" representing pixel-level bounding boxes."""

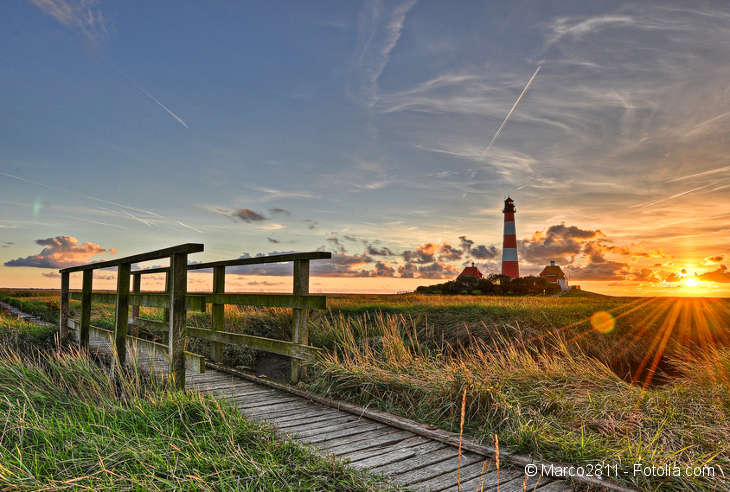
[{"left": 59, "top": 244, "right": 331, "bottom": 388}]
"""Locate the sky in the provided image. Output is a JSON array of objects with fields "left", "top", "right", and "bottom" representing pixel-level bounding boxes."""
[{"left": 1, "top": 0, "right": 730, "bottom": 297}]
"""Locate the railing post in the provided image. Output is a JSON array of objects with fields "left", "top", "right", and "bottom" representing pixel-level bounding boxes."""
[
  {"left": 59, "top": 271, "right": 69, "bottom": 342},
  {"left": 80, "top": 269, "right": 93, "bottom": 350},
  {"left": 161, "top": 271, "right": 170, "bottom": 344},
  {"left": 291, "top": 259, "right": 310, "bottom": 384},
  {"left": 169, "top": 253, "right": 188, "bottom": 390},
  {"left": 211, "top": 266, "right": 226, "bottom": 363},
  {"left": 131, "top": 272, "right": 141, "bottom": 328},
  {"left": 114, "top": 263, "right": 131, "bottom": 367}
]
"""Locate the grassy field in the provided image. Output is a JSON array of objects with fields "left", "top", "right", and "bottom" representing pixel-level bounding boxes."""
[
  {"left": 2, "top": 288, "right": 729, "bottom": 490},
  {"left": 0, "top": 310, "right": 394, "bottom": 491}
]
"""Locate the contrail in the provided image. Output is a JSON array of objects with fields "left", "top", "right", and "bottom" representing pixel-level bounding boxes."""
[
  {"left": 483, "top": 65, "right": 541, "bottom": 156},
  {"left": 666, "top": 165, "right": 730, "bottom": 183},
  {"left": 134, "top": 84, "right": 189, "bottom": 129},
  {"left": 110, "top": 65, "right": 189, "bottom": 129}
]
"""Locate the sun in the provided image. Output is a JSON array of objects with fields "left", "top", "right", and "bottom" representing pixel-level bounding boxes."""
[{"left": 684, "top": 277, "right": 699, "bottom": 288}]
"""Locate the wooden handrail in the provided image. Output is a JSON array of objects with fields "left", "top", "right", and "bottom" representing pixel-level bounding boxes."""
[
  {"left": 131, "top": 251, "right": 331, "bottom": 275},
  {"left": 59, "top": 243, "right": 204, "bottom": 272}
]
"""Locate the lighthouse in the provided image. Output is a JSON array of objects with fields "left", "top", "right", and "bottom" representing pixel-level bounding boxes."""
[{"left": 501, "top": 197, "right": 519, "bottom": 278}]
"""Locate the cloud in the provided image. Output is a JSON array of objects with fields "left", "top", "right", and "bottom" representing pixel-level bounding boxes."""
[
  {"left": 267, "top": 237, "right": 280, "bottom": 244},
  {"left": 1, "top": 241, "right": 13, "bottom": 248},
  {"left": 402, "top": 243, "right": 437, "bottom": 264},
  {"left": 4, "top": 236, "right": 113, "bottom": 269},
  {"left": 545, "top": 15, "right": 637, "bottom": 45},
  {"left": 470, "top": 245, "right": 498, "bottom": 259},
  {"left": 372, "top": 261, "right": 396, "bottom": 277},
  {"left": 697, "top": 265, "right": 730, "bottom": 283},
  {"left": 438, "top": 243, "right": 463, "bottom": 261},
  {"left": 366, "top": 245, "right": 395, "bottom": 256},
  {"left": 566, "top": 260, "right": 630, "bottom": 281},
  {"left": 30, "top": 0, "right": 108, "bottom": 45},
  {"left": 269, "top": 207, "right": 291, "bottom": 216},
  {"left": 41, "top": 271, "right": 61, "bottom": 279},
  {"left": 233, "top": 208, "right": 267, "bottom": 222},
  {"left": 350, "top": 0, "right": 417, "bottom": 108},
  {"left": 520, "top": 224, "right": 603, "bottom": 264},
  {"left": 201, "top": 205, "right": 269, "bottom": 223}
]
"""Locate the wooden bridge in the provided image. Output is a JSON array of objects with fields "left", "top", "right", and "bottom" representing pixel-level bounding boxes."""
[{"left": 49, "top": 244, "right": 595, "bottom": 491}]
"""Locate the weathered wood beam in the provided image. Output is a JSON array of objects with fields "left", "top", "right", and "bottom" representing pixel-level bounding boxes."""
[
  {"left": 291, "top": 259, "right": 310, "bottom": 383},
  {"left": 59, "top": 271, "right": 69, "bottom": 341},
  {"left": 114, "top": 263, "right": 131, "bottom": 367},
  {"left": 198, "top": 293, "right": 326, "bottom": 310},
  {"left": 169, "top": 251, "right": 188, "bottom": 390},
  {"left": 188, "top": 251, "right": 331, "bottom": 271},
  {"left": 130, "top": 317, "right": 167, "bottom": 334},
  {"left": 60, "top": 243, "right": 203, "bottom": 273},
  {"left": 80, "top": 269, "right": 92, "bottom": 350},
  {"left": 210, "top": 266, "right": 225, "bottom": 363},
  {"left": 131, "top": 273, "right": 141, "bottom": 323},
  {"left": 133, "top": 251, "right": 331, "bottom": 276},
  {"left": 69, "top": 292, "right": 206, "bottom": 312},
  {"left": 186, "top": 327, "right": 321, "bottom": 361}
]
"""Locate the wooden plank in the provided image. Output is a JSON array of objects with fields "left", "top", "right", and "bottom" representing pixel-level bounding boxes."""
[
  {"left": 273, "top": 412, "right": 356, "bottom": 429},
  {"left": 321, "top": 429, "right": 415, "bottom": 455},
  {"left": 188, "top": 251, "right": 331, "bottom": 271},
  {"left": 239, "top": 401, "right": 314, "bottom": 417},
  {"left": 114, "top": 263, "right": 131, "bottom": 367},
  {"left": 79, "top": 269, "right": 92, "bottom": 350},
  {"left": 346, "top": 441, "right": 447, "bottom": 469},
  {"left": 131, "top": 273, "right": 141, "bottom": 323},
  {"left": 169, "top": 251, "right": 188, "bottom": 390},
  {"left": 59, "top": 271, "right": 69, "bottom": 340},
  {"left": 236, "top": 396, "right": 301, "bottom": 410},
  {"left": 410, "top": 460, "right": 494, "bottom": 491},
  {"left": 371, "top": 447, "right": 473, "bottom": 478},
  {"left": 60, "top": 243, "right": 204, "bottom": 272},
  {"left": 441, "top": 467, "right": 522, "bottom": 492},
  {"left": 290, "top": 258, "right": 309, "bottom": 383},
  {"left": 298, "top": 422, "right": 383, "bottom": 445},
  {"left": 277, "top": 414, "right": 358, "bottom": 431},
  {"left": 389, "top": 450, "right": 483, "bottom": 486},
  {"left": 279, "top": 415, "right": 360, "bottom": 432},
  {"left": 292, "top": 420, "right": 377, "bottom": 439},
  {"left": 187, "top": 327, "right": 321, "bottom": 361},
  {"left": 69, "top": 292, "right": 206, "bottom": 312},
  {"left": 210, "top": 265, "right": 225, "bottom": 363},
  {"left": 200, "top": 293, "right": 326, "bottom": 310},
  {"left": 338, "top": 437, "right": 440, "bottom": 464},
  {"left": 268, "top": 408, "right": 341, "bottom": 424},
  {"left": 191, "top": 381, "right": 259, "bottom": 393}
]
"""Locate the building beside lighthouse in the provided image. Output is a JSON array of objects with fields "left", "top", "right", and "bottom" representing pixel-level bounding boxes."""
[
  {"left": 501, "top": 197, "right": 519, "bottom": 278},
  {"left": 540, "top": 260, "right": 569, "bottom": 291}
]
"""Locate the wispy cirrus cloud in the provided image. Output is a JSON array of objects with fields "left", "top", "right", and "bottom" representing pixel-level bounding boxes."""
[
  {"left": 30, "top": 0, "right": 108, "bottom": 45},
  {"left": 349, "top": 0, "right": 417, "bottom": 108}
]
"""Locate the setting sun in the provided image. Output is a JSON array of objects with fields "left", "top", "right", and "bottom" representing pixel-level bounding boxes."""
[{"left": 684, "top": 277, "right": 699, "bottom": 288}]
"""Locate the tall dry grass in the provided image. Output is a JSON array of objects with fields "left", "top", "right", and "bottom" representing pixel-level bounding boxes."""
[{"left": 308, "top": 313, "right": 729, "bottom": 491}]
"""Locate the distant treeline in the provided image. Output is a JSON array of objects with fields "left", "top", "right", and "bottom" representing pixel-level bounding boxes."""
[{"left": 415, "top": 274, "right": 561, "bottom": 296}]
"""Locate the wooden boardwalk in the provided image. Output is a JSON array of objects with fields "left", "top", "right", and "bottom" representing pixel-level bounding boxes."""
[
  {"left": 88, "top": 331, "right": 571, "bottom": 491},
  {"left": 1, "top": 303, "right": 572, "bottom": 491}
]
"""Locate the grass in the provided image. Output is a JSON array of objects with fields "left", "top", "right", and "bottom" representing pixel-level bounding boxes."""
[
  {"left": 307, "top": 311, "right": 729, "bottom": 491},
  {"left": 3, "top": 288, "right": 729, "bottom": 490},
  {"left": 0, "top": 310, "right": 394, "bottom": 491}
]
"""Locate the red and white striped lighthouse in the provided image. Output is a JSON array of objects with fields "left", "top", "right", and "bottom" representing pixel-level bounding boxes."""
[{"left": 501, "top": 196, "right": 519, "bottom": 278}]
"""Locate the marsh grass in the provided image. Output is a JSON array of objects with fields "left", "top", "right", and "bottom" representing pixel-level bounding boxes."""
[
  {"left": 0, "top": 312, "right": 394, "bottom": 491},
  {"left": 308, "top": 313, "right": 729, "bottom": 491}
]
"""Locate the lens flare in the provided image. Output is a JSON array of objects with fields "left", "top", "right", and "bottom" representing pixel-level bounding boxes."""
[
  {"left": 590, "top": 311, "right": 615, "bottom": 334},
  {"left": 684, "top": 277, "right": 699, "bottom": 287}
]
